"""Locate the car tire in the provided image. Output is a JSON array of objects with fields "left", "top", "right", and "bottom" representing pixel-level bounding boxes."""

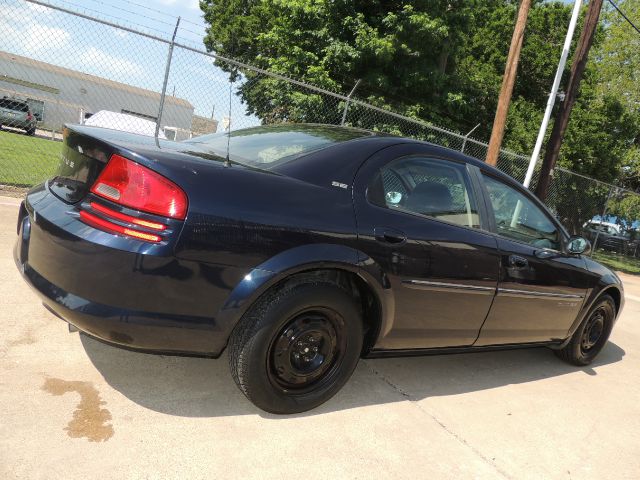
[
  {"left": 555, "top": 294, "right": 615, "bottom": 366},
  {"left": 228, "top": 279, "right": 363, "bottom": 414},
  {"left": 26, "top": 127, "right": 35, "bottom": 136}
]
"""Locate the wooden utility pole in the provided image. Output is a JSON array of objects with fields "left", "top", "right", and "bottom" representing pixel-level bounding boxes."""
[
  {"left": 535, "top": 0, "right": 604, "bottom": 200},
  {"left": 486, "top": 0, "right": 531, "bottom": 166}
]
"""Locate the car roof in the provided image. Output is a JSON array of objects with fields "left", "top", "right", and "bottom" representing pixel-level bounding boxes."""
[
  {"left": 270, "top": 123, "right": 521, "bottom": 184},
  {"left": 274, "top": 124, "right": 570, "bottom": 237}
]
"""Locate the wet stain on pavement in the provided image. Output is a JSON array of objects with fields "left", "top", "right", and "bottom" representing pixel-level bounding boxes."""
[{"left": 42, "top": 378, "right": 114, "bottom": 442}]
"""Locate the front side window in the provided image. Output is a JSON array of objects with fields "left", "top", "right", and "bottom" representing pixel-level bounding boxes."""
[
  {"left": 368, "top": 156, "right": 480, "bottom": 229},
  {"left": 482, "top": 174, "right": 560, "bottom": 250}
]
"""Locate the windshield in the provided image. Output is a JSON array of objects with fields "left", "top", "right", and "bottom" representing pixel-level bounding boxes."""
[{"left": 184, "top": 124, "right": 371, "bottom": 169}]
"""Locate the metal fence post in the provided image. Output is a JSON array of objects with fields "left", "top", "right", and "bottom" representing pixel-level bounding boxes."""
[
  {"left": 461, "top": 123, "right": 481, "bottom": 154},
  {"left": 155, "top": 17, "right": 181, "bottom": 139},
  {"left": 340, "top": 79, "right": 361, "bottom": 126},
  {"left": 590, "top": 185, "right": 616, "bottom": 256}
]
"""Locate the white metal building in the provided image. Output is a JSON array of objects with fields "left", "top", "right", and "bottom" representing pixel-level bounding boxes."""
[{"left": 0, "top": 50, "right": 194, "bottom": 131}]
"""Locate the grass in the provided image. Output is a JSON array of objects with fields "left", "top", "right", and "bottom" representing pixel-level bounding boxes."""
[
  {"left": 591, "top": 249, "right": 640, "bottom": 275},
  {"left": 0, "top": 129, "right": 61, "bottom": 186}
]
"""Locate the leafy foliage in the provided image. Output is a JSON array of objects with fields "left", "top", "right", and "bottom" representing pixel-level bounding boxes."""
[
  {"left": 201, "top": 0, "right": 640, "bottom": 200},
  {"left": 594, "top": 0, "right": 640, "bottom": 192},
  {"left": 608, "top": 193, "right": 640, "bottom": 227}
]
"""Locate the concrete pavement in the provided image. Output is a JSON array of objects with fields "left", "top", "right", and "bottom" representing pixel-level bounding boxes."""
[{"left": 1, "top": 195, "right": 638, "bottom": 479}]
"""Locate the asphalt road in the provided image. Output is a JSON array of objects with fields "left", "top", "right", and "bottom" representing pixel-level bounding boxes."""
[{"left": 1, "top": 195, "right": 638, "bottom": 479}]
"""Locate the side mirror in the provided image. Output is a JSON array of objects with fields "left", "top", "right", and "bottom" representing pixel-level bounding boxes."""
[{"left": 567, "top": 236, "right": 591, "bottom": 255}]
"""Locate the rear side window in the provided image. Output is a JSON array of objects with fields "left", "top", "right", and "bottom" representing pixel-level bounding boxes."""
[
  {"left": 184, "top": 124, "right": 370, "bottom": 169},
  {"left": 368, "top": 156, "right": 480, "bottom": 229},
  {"left": 482, "top": 174, "right": 560, "bottom": 250},
  {"left": 0, "top": 99, "right": 28, "bottom": 112}
]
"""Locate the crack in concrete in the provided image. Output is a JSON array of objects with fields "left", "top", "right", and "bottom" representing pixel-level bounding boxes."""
[{"left": 363, "top": 360, "right": 512, "bottom": 480}]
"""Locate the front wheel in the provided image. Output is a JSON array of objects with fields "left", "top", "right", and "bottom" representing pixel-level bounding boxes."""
[
  {"left": 228, "top": 280, "right": 363, "bottom": 414},
  {"left": 555, "top": 294, "right": 615, "bottom": 366}
]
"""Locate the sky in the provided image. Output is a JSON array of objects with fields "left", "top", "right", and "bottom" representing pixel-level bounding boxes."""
[{"left": 1, "top": 0, "right": 259, "bottom": 128}]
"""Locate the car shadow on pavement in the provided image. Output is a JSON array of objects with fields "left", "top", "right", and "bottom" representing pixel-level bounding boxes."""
[{"left": 80, "top": 333, "right": 625, "bottom": 418}]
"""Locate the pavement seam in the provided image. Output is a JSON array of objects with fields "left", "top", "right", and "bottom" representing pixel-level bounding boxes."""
[{"left": 363, "top": 360, "right": 512, "bottom": 480}]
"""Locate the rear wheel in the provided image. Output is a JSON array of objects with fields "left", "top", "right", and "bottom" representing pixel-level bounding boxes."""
[
  {"left": 228, "top": 280, "right": 363, "bottom": 414},
  {"left": 555, "top": 294, "right": 615, "bottom": 366},
  {"left": 26, "top": 127, "right": 35, "bottom": 136}
]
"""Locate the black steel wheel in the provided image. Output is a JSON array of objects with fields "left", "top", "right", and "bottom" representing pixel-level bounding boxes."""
[
  {"left": 555, "top": 294, "right": 616, "bottom": 366},
  {"left": 580, "top": 307, "right": 605, "bottom": 354},
  {"left": 267, "top": 307, "right": 347, "bottom": 393},
  {"left": 228, "top": 280, "right": 363, "bottom": 414}
]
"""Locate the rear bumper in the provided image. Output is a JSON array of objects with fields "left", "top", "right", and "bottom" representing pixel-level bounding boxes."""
[
  {"left": 15, "top": 261, "right": 217, "bottom": 356},
  {"left": 14, "top": 183, "right": 244, "bottom": 356}
]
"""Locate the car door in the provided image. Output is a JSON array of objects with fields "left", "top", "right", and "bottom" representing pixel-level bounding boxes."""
[
  {"left": 474, "top": 172, "right": 591, "bottom": 346},
  {"left": 354, "top": 144, "right": 500, "bottom": 350}
]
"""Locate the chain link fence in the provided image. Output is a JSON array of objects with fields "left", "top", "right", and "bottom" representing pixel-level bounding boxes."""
[{"left": 1, "top": 0, "right": 638, "bottom": 267}]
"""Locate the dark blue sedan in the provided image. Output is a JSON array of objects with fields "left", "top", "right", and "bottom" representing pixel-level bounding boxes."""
[{"left": 14, "top": 123, "right": 624, "bottom": 413}]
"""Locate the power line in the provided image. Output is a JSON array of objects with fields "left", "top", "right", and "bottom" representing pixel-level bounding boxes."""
[
  {"left": 84, "top": 0, "right": 208, "bottom": 40},
  {"left": 116, "top": 0, "right": 209, "bottom": 31},
  {"left": 608, "top": 0, "right": 640, "bottom": 35},
  {"left": 42, "top": 0, "right": 174, "bottom": 37},
  {"left": 39, "top": 0, "right": 207, "bottom": 43},
  {"left": 84, "top": 0, "right": 176, "bottom": 28}
]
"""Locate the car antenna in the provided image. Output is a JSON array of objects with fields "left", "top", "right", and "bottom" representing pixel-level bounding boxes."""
[{"left": 224, "top": 67, "right": 234, "bottom": 168}]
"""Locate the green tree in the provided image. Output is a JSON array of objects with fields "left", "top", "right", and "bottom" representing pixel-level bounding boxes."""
[
  {"left": 596, "top": 0, "right": 640, "bottom": 115},
  {"left": 201, "top": 0, "right": 475, "bottom": 126},
  {"left": 200, "top": 1, "right": 639, "bottom": 192},
  {"left": 594, "top": 0, "right": 640, "bottom": 191},
  {"left": 608, "top": 193, "right": 640, "bottom": 228},
  {"left": 200, "top": 1, "right": 580, "bottom": 138}
]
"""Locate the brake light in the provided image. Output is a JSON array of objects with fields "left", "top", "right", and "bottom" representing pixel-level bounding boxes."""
[
  {"left": 79, "top": 210, "right": 162, "bottom": 243},
  {"left": 27, "top": 112, "right": 33, "bottom": 121},
  {"left": 90, "top": 154, "right": 187, "bottom": 219}
]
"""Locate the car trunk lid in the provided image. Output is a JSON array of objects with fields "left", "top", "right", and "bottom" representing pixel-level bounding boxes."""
[{"left": 50, "top": 125, "right": 226, "bottom": 204}]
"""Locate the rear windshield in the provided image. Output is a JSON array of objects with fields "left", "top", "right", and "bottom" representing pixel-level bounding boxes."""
[
  {"left": 184, "top": 124, "right": 370, "bottom": 169},
  {"left": 0, "top": 99, "right": 29, "bottom": 112}
]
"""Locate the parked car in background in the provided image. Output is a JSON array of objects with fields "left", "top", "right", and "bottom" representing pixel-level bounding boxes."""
[
  {"left": 84, "top": 110, "right": 166, "bottom": 139},
  {"left": 15, "top": 123, "right": 625, "bottom": 414},
  {"left": 0, "top": 97, "right": 37, "bottom": 135},
  {"left": 582, "top": 220, "right": 634, "bottom": 254}
]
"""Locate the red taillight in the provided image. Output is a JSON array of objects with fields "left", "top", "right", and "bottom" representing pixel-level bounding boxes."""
[
  {"left": 27, "top": 112, "right": 33, "bottom": 121},
  {"left": 90, "top": 154, "right": 187, "bottom": 220},
  {"left": 80, "top": 210, "right": 162, "bottom": 242}
]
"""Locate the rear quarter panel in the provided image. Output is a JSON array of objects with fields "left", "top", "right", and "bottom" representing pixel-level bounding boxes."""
[{"left": 175, "top": 164, "right": 360, "bottom": 271}]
